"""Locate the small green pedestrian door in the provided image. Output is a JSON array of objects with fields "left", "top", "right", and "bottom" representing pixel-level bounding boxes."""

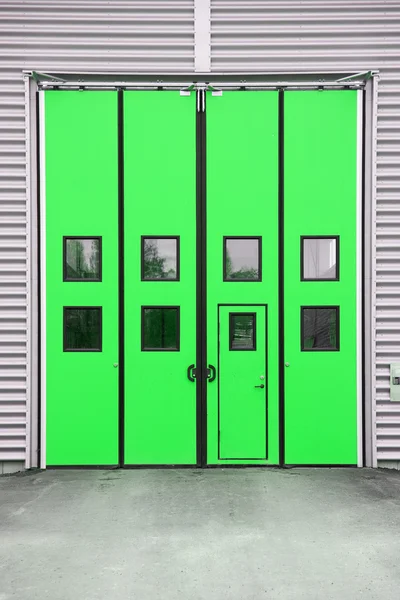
[{"left": 219, "top": 306, "right": 268, "bottom": 460}]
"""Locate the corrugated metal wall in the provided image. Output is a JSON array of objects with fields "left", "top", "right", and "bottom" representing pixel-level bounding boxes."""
[
  {"left": 211, "top": 0, "right": 400, "bottom": 466},
  {"left": 0, "top": 0, "right": 195, "bottom": 470}
]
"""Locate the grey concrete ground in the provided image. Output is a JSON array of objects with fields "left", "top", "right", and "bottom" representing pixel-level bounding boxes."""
[{"left": 1, "top": 468, "right": 400, "bottom": 600}]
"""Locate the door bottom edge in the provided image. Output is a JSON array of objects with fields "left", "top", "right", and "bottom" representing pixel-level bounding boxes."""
[
  {"left": 46, "top": 464, "right": 120, "bottom": 469},
  {"left": 283, "top": 463, "right": 359, "bottom": 468},
  {"left": 205, "top": 463, "right": 279, "bottom": 469},
  {"left": 122, "top": 463, "right": 198, "bottom": 469}
]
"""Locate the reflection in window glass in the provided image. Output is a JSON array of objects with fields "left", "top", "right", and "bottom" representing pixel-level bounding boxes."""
[
  {"left": 303, "top": 238, "right": 337, "bottom": 280},
  {"left": 65, "top": 238, "right": 101, "bottom": 280},
  {"left": 142, "top": 238, "right": 178, "bottom": 280},
  {"left": 230, "top": 313, "right": 256, "bottom": 350},
  {"left": 302, "top": 307, "right": 338, "bottom": 351},
  {"left": 142, "top": 307, "right": 179, "bottom": 350},
  {"left": 224, "top": 238, "right": 260, "bottom": 281},
  {"left": 64, "top": 308, "right": 101, "bottom": 351}
]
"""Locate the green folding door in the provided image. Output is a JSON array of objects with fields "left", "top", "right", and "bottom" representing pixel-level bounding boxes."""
[{"left": 42, "top": 88, "right": 360, "bottom": 467}]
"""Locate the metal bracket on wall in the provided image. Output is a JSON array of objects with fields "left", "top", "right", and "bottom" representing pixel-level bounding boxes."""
[
  {"left": 195, "top": 84, "right": 223, "bottom": 110},
  {"left": 30, "top": 70, "right": 66, "bottom": 83},
  {"left": 180, "top": 84, "right": 195, "bottom": 97},
  {"left": 336, "top": 71, "right": 376, "bottom": 83}
]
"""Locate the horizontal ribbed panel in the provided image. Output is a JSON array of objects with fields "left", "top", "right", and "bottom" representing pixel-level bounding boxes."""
[
  {"left": 0, "top": 0, "right": 194, "bottom": 465},
  {"left": 211, "top": 0, "right": 400, "bottom": 463},
  {"left": 0, "top": 1, "right": 194, "bottom": 71}
]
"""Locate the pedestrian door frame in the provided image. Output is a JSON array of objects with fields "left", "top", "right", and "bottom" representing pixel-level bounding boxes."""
[{"left": 217, "top": 304, "right": 269, "bottom": 462}]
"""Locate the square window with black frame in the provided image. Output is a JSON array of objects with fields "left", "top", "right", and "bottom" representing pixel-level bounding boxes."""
[
  {"left": 224, "top": 237, "right": 261, "bottom": 281},
  {"left": 301, "top": 307, "right": 339, "bottom": 351},
  {"left": 142, "top": 307, "right": 180, "bottom": 351},
  {"left": 301, "top": 237, "right": 339, "bottom": 281},
  {"left": 142, "top": 237, "right": 179, "bottom": 280},
  {"left": 64, "top": 307, "right": 102, "bottom": 351},
  {"left": 63, "top": 237, "right": 102, "bottom": 281},
  {"left": 230, "top": 313, "right": 256, "bottom": 351}
]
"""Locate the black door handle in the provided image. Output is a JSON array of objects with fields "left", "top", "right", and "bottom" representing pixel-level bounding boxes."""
[
  {"left": 254, "top": 384, "right": 265, "bottom": 389},
  {"left": 187, "top": 364, "right": 196, "bottom": 382},
  {"left": 207, "top": 364, "right": 216, "bottom": 382}
]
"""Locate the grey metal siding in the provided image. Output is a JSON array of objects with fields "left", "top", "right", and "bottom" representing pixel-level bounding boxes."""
[
  {"left": 210, "top": 0, "right": 400, "bottom": 464},
  {"left": 0, "top": 0, "right": 195, "bottom": 466}
]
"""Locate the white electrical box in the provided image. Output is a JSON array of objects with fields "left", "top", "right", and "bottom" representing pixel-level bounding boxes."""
[{"left": 390, "top": 363, "right": 400, "bottom": 401}]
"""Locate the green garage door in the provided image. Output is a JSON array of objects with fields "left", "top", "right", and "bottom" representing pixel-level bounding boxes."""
[{"left": 42, "top": 88, "right": 360, "bottom": 467}]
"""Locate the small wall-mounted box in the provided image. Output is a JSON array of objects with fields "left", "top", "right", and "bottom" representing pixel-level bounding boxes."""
[{"left": 390, "top": 363, "right": 400, "bottom": 401}]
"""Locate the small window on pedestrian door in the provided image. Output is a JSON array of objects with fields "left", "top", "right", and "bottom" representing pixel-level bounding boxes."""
[
  {"left": 229, "top": 313, "right": 256, "bottom": 350},
  {"left": 301, "top": 307, "right": 339, "bottom": 351}
]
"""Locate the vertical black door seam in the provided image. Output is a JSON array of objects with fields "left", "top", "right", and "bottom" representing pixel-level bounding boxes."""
[
  {"left": 278, "top": 90, "right": 285, "bottom": 467},
  {"left": 36, "top": 90, "right": 42, "bottom": 468},
  {"left": 196, "top": 91, "right": 207, "bottom": 467},
  {"left": 118, "top": 90, "right": 125, "bottom": 467},
  {"left": 361, "top": 88, "right": 366, "bottom": 467}
]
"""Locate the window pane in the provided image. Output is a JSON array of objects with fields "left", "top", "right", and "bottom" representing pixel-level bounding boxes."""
[
  {"left": 65, "top": 238, "right": 101, "bottom": 280},
  {"left": 225, "top": 238, "right": 260, "bottom": 281},
  {"left": 302, "top": 307, "right": 338, "bottom": 351},
  {"left": 142, "top": 238, "right": 178, "bottom": 280},
  {"left": 142, "top": 307, "right": 179, "bottom": 350},
  {"left": 64, "top": 308, "right": 101, "bottom": 351},
  {"left": 302, "top": 238, "right": 337, "bottom": 280},
  {"left": 230, "top": 313, "right": 256, "bottom": 350}
]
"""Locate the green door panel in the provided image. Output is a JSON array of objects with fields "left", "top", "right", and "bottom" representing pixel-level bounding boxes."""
[
  {"left": 44, "top": 91, "right": 119, "bottom": 465},
  {"left": 219, "top": 306, "right": 267, "bottom": 460},
  {"left": 206, "top": 91, "right": 279, "bottom": 465},
  {"left": 123, "top": 91, "right": 197, "bottom": 465},
  {"left": 284, "top": 91, "right": 359, "bottom": 465}
]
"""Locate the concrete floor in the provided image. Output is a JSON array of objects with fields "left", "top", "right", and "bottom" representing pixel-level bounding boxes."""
[{"left": 1, "top": 468, "right": 400, "bottom": 599}]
